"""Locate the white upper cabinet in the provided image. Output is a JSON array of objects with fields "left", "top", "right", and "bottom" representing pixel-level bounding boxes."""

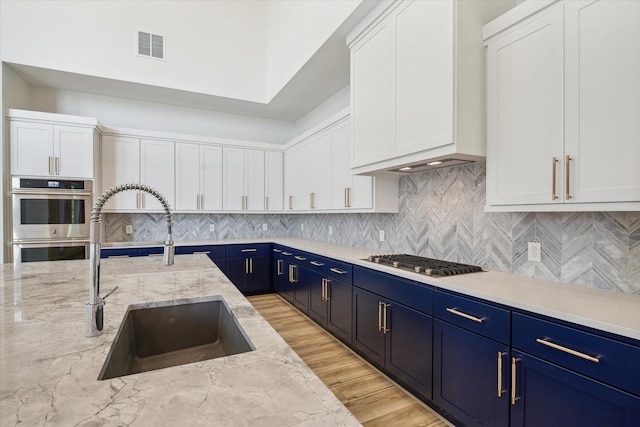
[
  {"left": 485, "top": 0, "right": 640, "bottom": 211},
  {"left": 9, "top": 110, "right": 98, "bottom": 179},
  {"left": 222, "top": 148, "right": 265, "bottom": 211},
  {"left": 175, "top": 143, "right": 222, "bottom": 212},
  {"left": 285, "top": 113, "right": 398, "bottom": 213},
  {"left": 348, "top": 0, "right": 513, "bottom": 175},
  {"left": 264, "top": 151, "right": 284, "bottom": 211},
  {"left": 101, "top": 136, "right": 175, "bottom": 212}
]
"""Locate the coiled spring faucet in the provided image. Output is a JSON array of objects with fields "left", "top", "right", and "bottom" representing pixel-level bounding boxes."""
[{"left": 86, "top": 184, "right": 174, "bottom": 337}]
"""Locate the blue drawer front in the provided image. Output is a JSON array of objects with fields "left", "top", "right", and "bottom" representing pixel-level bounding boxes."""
[
  {"left": 513, "top": 313, "right": 640, "bottom": 397},
  {"left": 306, "top": 254, "right": 329, "bottom": 275},
  {"left": 101, "top": 248, "right": 138, "bottom": 258},
  {"left": 353, "top": 266, "right": 433, "bottom": 315},
  {"left": 327, "top": 259, "right": 353, "bottom": 283},
  {"left": 434, "top": 290, "right": 510, "bottom": 344},
  {"left": 138, "top": 247, "right": 163, "bottom": 256},
  {"left": 225, "top": 243, "right": 270, "bottom": 257},
  {"left": 175, "top": 245, "right": 225, "bottom": 258}
]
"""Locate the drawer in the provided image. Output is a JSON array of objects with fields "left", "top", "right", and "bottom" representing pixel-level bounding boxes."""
[
  {"left": 327, "top": 259, "right": 353, "bottom": 283},
  {"left": 434, "top": 290, "right": 510, "bottom": 344},
  {"left": 138, "top": 246, "right": 163, "bottom": 256},
  {"left": 225, "top": 243, "right": 270, "bottom": 257},
  {"left": 354, "top": 266, "right": 432, "bottom": 315},
  {"left": 306, "top": 254, "right": 329, "bottom": 275},
  {"left": 101, "top": 248, "right": 139, "bottom": 258},
  {"left": 176, "top": 245, "right": 225, "bottom": 258},
  {"left": 513, "top": 313, "right": 640, "bottom": 396}
]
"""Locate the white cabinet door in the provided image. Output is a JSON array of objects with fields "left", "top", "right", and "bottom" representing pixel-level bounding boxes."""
[
  {"left": 564, "top": 0, "right": 640, "bottom": 203},
  {"left": 54, "top": 125, "right": 94, "bottom": 178},
  {"left": 351, "top": 20, "right": 392, "bottom": 168},
  {"left": 331, "top": 119, "right": 372, "bottom": 209},
  {"left": 245, "top": 149, "right": 265, "bottom": 211},
  {"left": 175, "top": 143, "right": 200, "bottom": 211},
  {"left": 486, "top": 7, "right": 564, "bottom": 206},
  {"left": 265, "top": 151, "right": 283, "bottom": 211},
  {"left": 223, "top": 147, "right": 246, "bottom": 211},
  {"left": 284, "top": 146, "right": 304, "bottom": 211},
  {"left": 394, "top": 0, "right": 453, "bottom": 156},
  {"left": 101, "top": 135, "right": 140, "bottom": 210},
  {"left": 10, "top": 121, "right": 53, "bottom": 176},
  {"left": 200, "top": 145, "right": 223, "bottom": 211},
  {"left": 140, "top": 139, "right": 175, "bottom": 211},
  {"left": 305, "top": 131, "right": 332, "bottom": 210}
]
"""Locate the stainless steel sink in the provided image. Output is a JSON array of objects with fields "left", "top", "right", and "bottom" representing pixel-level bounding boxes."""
[{"left": 98, "top": 296, "right": 255, "bottom": 380}]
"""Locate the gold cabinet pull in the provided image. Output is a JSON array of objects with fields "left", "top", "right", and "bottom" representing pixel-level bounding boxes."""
[
  {"left": 345, "top": 187, "right": 352, "bottom": 208},
  {"left": 565, "top": 155, "right": 572, "bottom": 200},
  {"left": 282, "top": 252, "right": 292, "bottom": 256},
  {"left": 511, "top": 357, "right": 517, "bottom": 405},
  {"left": 551, "top": 157, "right": 559, "bottom": 200},
  {"left": 288, "top": 195, "right": 293, "bottom": 210},
  {"left": 536, "top": 338, "right": 599, "bottom": 363},
  {"left": 378, "top": 301, "right": 383, "bottom": 332},
  {"left": 294, "top": 256, "right": 306, "bottom": 261},
  {"left": 498, "top": 352, "right": 505, "bottom": 397},
  {"left": 329, "top": 268, "right": 347, "bottom": 275},
  {"left": 310, "top": 261, "right": 324, "bottom": 267},
  {"left": 249, "top": 257, "right": 253, "bottom": 274},
  {"left": 289, "top": 264, "right": 297, "bottom": 283},
  {"left": 245, "top": 258, "right": 249, "bottom": 274},
  {"left": 310, "top": 192, "right": 315, "bottom": 209},
  {"left": 382, "top": 303, "right": 390, "bottom": 333},
  {"left": 241, "top": 248, "right": 257, "bottom": 252},
  {"left": 272, "top": 248, "right": 282, "bottom": 253},
  {"left": 446, "top": 307, "right": 484, "bottom": 323},
  {"left": 265, "top": 196, "right": 269, "bottom": 210},
  {"left": 55, "top": 156, "right": 60, "bottom": 175},
  {"left": 324, "top": 279, "right": 331, "bottom": 301},
  {"left": 277, "top": 259, "right": 283, "bottom": 275},
  {"left": 48, "top": 156, "right": 54, "bottom": 175}
]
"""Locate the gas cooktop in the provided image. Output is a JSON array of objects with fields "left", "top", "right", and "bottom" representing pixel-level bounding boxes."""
[{"left": 366, "top": 254, "right": 483, "bottom": 277}]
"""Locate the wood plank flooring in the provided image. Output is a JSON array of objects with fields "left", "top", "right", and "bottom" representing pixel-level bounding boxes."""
[{"left": 247, "top": 293, "right": 453, "bottom": 427}]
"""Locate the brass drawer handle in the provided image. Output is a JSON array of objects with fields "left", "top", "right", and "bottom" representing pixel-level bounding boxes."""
[
  {"left": 241, "top": 248, "right": 257, "bottom": 252},
  {"left": 565, "top": 155, "right": 572, "bottom": 200},
  {"left": 282, "top": 252, "right": 292, "bottom": 256},
  {"left": 446, "top": 307, "right": 484, "bottom": 323},
  {"left": 310, "top": 261, "right": 324, "bottom": 267},
  {"left": 511, "top": 357, "right": 519, "bottom": 405},
  {"left": 294, "top": 256, "right": 307, "bottom": 261},
  {"left": 536, "top": 338, "right": 600, "bottom": 363},
  {"left": 498, "top": 352, "right": 505, "bottom": 398},
  {"left": 329, "top": 268, "right": 347, "bottom": 275},
  {"left": 551, "top": 157, "right": 559, "bottom": 200},
  {"left": 272, "top": 248, "right": 282, "bottom": 253}
]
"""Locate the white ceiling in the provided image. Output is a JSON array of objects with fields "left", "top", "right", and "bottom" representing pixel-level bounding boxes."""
[{"left": 6, "top": 2, "right": 379, "bottom": 123}]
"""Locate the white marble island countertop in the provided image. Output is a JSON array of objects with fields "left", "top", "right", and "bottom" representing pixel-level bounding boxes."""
[{"left": 0, "top": 255, "right": 360, "bottom": 426}]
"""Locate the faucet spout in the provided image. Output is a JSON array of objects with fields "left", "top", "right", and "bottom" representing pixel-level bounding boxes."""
[{"left": 86, "top": 183, "right": 174, "bottom": 337}]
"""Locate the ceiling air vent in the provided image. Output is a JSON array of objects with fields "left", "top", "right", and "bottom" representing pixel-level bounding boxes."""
[{"left": 137, "top": 31, "right": 165, "bottom": 60}]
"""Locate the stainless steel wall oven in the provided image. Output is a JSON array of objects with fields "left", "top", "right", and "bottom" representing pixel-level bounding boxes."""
[{"left": 11, "top": 177, "right": 92, "bottom": 263}]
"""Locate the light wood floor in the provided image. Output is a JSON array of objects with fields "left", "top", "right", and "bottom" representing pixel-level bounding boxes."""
[{"left": 247, "top": 293, "right": 453, "bottom": 427}]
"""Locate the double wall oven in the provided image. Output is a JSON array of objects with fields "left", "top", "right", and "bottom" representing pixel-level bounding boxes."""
[{"left": 11, "top": 177, "right": 92, "bottom": 263}]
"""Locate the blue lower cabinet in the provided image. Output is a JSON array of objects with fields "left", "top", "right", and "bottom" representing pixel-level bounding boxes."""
[
  {"left": 325, "top": 277, "right": 352, "bottom": 344},
  {"left": 352, "top": 286, "right": 433, "bottom": 399},
  {"left": 225, "top": 255, "right": 270, "bottom": 295},
  {"left": 273, "top": 251, "right": 293, "bottom": 302},
  {"left": 433, "top": 319, "right": 510, "bottom": 427},
  {"left": 291, "top": 262, "right": 310, "bottom": 313},
  {"left": 510, "top": 350, "right": 640, "bottom": 427}
]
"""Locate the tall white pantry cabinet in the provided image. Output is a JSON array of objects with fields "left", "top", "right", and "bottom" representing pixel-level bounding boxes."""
[{"left": 485, "top": 0, "right": 640, "bottom": 211}]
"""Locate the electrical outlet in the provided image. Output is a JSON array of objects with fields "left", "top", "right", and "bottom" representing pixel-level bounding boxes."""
[
  {"left": 328, "top": 226, "right": 333, "bottom": 235},
  {"left": 262, "top": 223, "right": 268, "bottom": 231},
  {"left": 125, "top": 225, "right": 133, "bottom": 234},
  {"left": 209, "top": 224, "right": 216, "bottom": 232},
  {"left": 379, "top": 230, "right": 385, "bottom": 242},
  {"left": 528, "top": 242, "right": 541, "bottom": 262}
]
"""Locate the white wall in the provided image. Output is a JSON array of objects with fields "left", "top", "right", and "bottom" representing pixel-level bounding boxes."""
[
  {"left": 293, "top": 85, "right": 350, "bottom": 136},
  {"left": 2, "top": 63, "right": 31, "bottom": 262},
  {"left": 266, "top": 0, "right": 360, "bottom": 99},
  {"left": 1, "top": 1, "right": 268, "bottom": 102},
  {"left": 29, "top": 87, "right": 296, "bottom": 144}
]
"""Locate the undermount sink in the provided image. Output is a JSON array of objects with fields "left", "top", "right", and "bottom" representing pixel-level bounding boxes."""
[{"left": 98, "top": 296, "right": 255, "bottom": 380}]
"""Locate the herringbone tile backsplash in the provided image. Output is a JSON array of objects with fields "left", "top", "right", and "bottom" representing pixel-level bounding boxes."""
[{"left": 104, "top": 163, "right": 640, "bottom": 294}]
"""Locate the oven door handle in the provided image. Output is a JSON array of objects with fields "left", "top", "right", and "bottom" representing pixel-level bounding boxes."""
[{"left": 10, "top": 190, "right": 92, "bottom": 197}]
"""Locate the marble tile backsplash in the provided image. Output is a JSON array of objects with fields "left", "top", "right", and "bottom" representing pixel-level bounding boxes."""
[{"left": 104, "top": 163, "right": 640, "bottom": 294}]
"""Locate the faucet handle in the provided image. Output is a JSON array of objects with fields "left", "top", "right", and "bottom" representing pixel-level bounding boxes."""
[{"left": 102, "top": 286, "right": 119, "bottom": 301}]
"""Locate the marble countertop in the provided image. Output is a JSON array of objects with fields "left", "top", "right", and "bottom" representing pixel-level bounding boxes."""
[
  {"left": 0, "top": 255, "right": 360, "bottom": 426},
  {"left": 105, "top": 238, "right": 640, "bottom": 342}
]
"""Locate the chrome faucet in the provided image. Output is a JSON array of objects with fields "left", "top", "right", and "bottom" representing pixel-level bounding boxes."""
[{"left": 86, "top": 184, "right": 174, "bottom": 337}]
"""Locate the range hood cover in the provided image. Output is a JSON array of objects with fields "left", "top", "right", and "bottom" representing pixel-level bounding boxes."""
[{"left": 389, "top": 158, "right": 475, "bottom": 173}]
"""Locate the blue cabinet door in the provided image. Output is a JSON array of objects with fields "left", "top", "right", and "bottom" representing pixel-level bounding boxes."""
[
  {"left": 352, "top": 286, "right": 386, "bottom": 367},
  {"left": 434, "top": 320, "right": 510, "bottom": 427},
  {"left": 386, "top": 303, "right": 433, "bottom": 400},
  {"left": 275, "top": 253, "right": 294, "bottom": 302},
  {"left": 511, "top": 351, "right": 640, "bottom": 427},
  {"left": 308, "top": 269, "right": 327, "bottom": 324},
  {"left": 245, "top": 254, "right": 270, "bottom": 294},
  {"left": 291, "top": 264, "right": 310, "bottom": 313},
  {"left": 225, "top": 257, "right": 249, "bottom": 293},
  {"left": 326, "top": 277, "right": 352, "bottom": 344}
]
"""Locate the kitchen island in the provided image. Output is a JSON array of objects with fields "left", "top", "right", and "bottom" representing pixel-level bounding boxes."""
[{"left": 0, "top": 255, "right": 360, "bottom": 426}]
